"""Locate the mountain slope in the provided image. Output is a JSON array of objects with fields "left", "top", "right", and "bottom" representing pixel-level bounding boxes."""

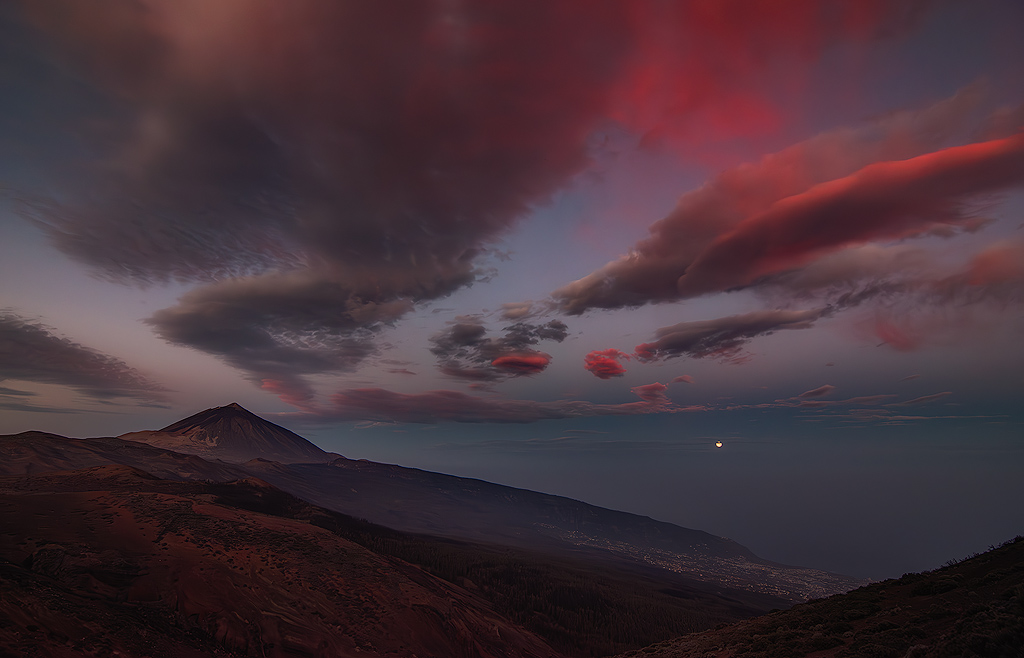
[
  {"left": 3, "top": 402, "right": 866, "bottom": 602},
  {"left": 615, "top": 536, "right": 1024, "bottom": 658},
  {"left": 0, "top": 430, "right": 792, "bottom": 656},
  {"left": 0, "top": 430, "right": 251, "bottom": 481},
  {"left": 242, "top": 456, "right": 865, "bottom": 601},
  {"left": 120, "top": 402, "right": 332, "bottom": 464},
  {"left": 0, "top": 465, "right": 562, "bottom": 658}
]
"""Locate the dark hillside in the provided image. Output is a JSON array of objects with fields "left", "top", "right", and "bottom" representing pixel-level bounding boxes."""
[{"left": 616, "top": 535, "right": 1024, "bottom": 658}]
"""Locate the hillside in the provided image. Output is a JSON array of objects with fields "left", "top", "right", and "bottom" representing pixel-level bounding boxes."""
[
  {"left": 244, "top": 456, "right": 864, "bottom": 602},
  {"left": 0, "top": 465, "right": 561, "bottom": 658},
  {"left": 2, "top": 403, "right": 867, "bottom": 604},
  {"left": 615, "top": 536, "right": 1024, "bottom": 658},
  {"left": 0, "top": 463, "right": 792, "bottom": 657}
]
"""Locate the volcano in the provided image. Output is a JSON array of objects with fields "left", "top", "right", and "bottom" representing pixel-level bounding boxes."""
[{"left": 120, "top": 402, "right": 331, "bottom": 464}]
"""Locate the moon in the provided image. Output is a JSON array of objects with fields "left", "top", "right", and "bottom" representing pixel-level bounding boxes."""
[{"left": 715, "top": 440, "right": 723, "bottom": 448}]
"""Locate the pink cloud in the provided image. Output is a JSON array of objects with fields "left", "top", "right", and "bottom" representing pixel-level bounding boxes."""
[
  {"left": 670, "top": 375, "right": 695, "bottom": 384},
  {"left": 583, "top": 349, "right": 631, "bottom": 379},
  {"left": 798, "top": 384, "right": 836, "bottom": 398}
]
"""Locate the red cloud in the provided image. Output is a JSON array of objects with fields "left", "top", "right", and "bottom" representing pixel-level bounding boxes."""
[
  {"left": 630, "top": 382, "right": 670, "bottom": 405},
  {"left": 610, "top": 1, "right": 924, "bottom": 150},
  {"left": 583, "top": 349, "right": 631, "bottom": 379},
  {"left": 675, "top": 134, "right": 1024, "bottom": 298},
  {"left": 552, "top": 88, "right": 998, "bottom": 315},
  {"left": 491, "top": 352, "right": 552, "bottom": 375},
  {"left": 670, "top": 375, "right": 694, "bottom": 384}
]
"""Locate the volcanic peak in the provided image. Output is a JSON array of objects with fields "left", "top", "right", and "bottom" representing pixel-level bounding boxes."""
[{"left": 121, "top": 403, "right": 332, "bottom": 464}]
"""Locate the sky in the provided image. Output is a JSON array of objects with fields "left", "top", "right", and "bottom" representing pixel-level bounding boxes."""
[{"left": 2, "top": 1, "right": 1023, "bottom": 580}]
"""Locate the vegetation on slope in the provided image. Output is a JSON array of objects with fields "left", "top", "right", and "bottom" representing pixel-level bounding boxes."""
[
  {"left": 211, "top": 477, "right": 786, "bottom": 657},
  {"left": 616, "top": 536, "right": 1024, "bottom": 658}
]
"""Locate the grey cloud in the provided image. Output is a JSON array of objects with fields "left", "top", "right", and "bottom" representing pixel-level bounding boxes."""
[
  {"left": 429, "top": 318, "right": 568, "bottom": 382},
  {"left": 146, "top": 272, "right": 406, "bottom": 402},
  {"left": 0, "top": 311, "right": 167, "bottom": 402},
  {"left": 17, "top": 2, "right": 628, "bottom": 403},
  {"left": 634, "top": 308, "right": 828, "bottom": 363}
]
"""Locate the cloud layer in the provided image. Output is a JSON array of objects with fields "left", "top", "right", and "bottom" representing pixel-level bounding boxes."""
[
  {"left": 325, "top": 381, "right": 681, "bottom": 424},
  {"left": 15, "top": 1, "right": 927, "bottom": 404}
]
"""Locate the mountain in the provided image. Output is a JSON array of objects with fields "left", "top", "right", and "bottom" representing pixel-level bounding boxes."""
[
  {"left": 0, "top": 429, "right": 792, "bottom": 656},
  {"left": 120, "top": 402, "right": 332, "bottom": 464},
  {"left": 0, "top": 465, "right": 563, "bottom": 658},
  {"left": 240, "top": 456, "right": 866, "bottom": 602},
  {"left": 614, "top": 535, "right": 1024, "bottom": 658},
  {"left": 4, "top": 404, "right": 867, "bottom": 603}
]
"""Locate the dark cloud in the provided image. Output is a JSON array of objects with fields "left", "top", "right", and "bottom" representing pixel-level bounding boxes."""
[
  {"left": 0, "top": 386, "right": 35, "bottom": 397},
  {"left": 146, "top": 273, "right": 398, "bottom": 404},
  {"left": 430, "top": 318, "right": 567, "bottom": 382},
  {"left": 0, "top": 311, "right": 167, "bottom": 402},
  {"left": 323, "top": 381, "right": 683, "bottom": 424},
  {"left": 13, "top": 1, "right": 929, "bottom": 404},
  {"left": 634, "top": 308, "right": 828, "bottom": 363},
  {"left": 583, "top": 349, "right": 630, "bottom": 379},
  {"left": 0, "top": 399, "right": 80, "bottom": 414}
]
